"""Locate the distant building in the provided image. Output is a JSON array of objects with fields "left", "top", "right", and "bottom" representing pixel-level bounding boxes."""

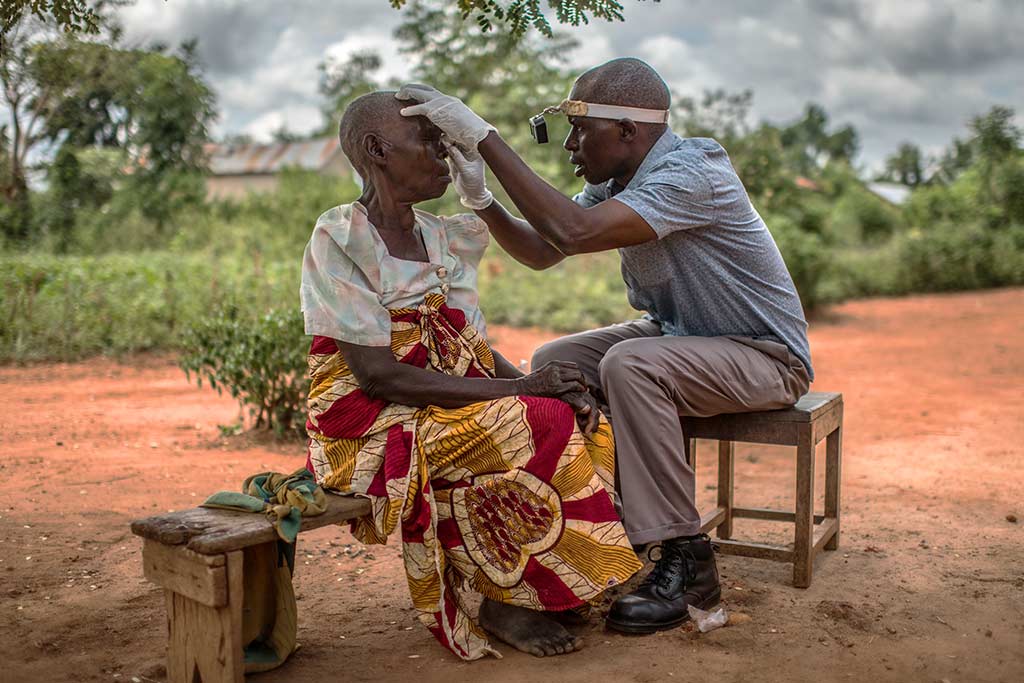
[
  {"left": 204, "top": 137, "right": 350, "bottom": 199},
  {"left": 865, "top": 181, "right": 912, "bottom": 206}
]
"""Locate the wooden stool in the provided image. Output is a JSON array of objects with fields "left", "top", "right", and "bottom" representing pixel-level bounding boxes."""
[
  {"left": 683, "top": 391, "right": 843, "bottom": 588},
  {"left": 131, "top": 495, "right": 371, "bottom": 683}
]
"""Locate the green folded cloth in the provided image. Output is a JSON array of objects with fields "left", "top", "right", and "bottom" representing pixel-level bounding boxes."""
[
  {"left": 201, "top": 468, "right": 327, "bottom": 544},
  {"left": 198, "top": 467, "right": 329, "bottom": 674}
]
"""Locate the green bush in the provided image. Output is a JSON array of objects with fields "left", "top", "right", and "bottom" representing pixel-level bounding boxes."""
[
  {"left": 896, "top": 223, "right": 1024, "bottom": 292},
  {"left": 765, "top": 214, "right": 831, "bottom": 311},
  {"left": 905, "top": 170, "right": 981, "bottom": 229},
  {"left": 178, "top": 305, "right": 309, "bottom": 435},
  {"left": 817, "top": 242, "right": 904, "bottom": 302},
  {"left": 828, "top": 189, "right": 904, "bottom": 245},
  {"left": 0, "top": 251, "right": 300, "bottom": 362},
  {"left": 823, "top": 223, "right": 1024, "bottom": 299},
  {"left": 477, "top": 248, "right": 635, "bottom": 331}
]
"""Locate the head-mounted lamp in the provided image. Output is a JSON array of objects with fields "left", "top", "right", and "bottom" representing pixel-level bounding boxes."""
[{"left": 529, "top": 99, "right": 670, "bottom": 144}]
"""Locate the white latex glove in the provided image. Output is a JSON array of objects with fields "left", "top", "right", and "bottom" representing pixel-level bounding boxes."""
[
  {"left": 396, "top": 84, "right": 496, "bottom": 150},
  {"left": 445, "top": 140, "right": 493, "bottom": 210}
]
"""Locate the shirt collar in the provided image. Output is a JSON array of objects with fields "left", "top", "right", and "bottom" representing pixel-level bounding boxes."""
[{"left": 613, "top": 127, "right": 679, "bottom": 194}]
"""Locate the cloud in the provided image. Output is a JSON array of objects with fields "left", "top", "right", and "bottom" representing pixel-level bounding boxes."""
[
  {"left": 323, "top": 32, "right": 410, "bottom": 83},
  {"left": 114, "top": 0, "right": 1023, "bottom": 161},
  {"left": 243, "top": 103, "right": 322, "bottom": 140}
]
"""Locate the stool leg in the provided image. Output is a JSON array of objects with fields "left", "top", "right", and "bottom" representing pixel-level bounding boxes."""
[
  {"left": 684, "top": 437, "right": 697, "bottom": 469},
  {"left": 793, "top": 424, "right": 815, "bottom": 588},
  {"left": 717, "top": 440, "right": 734, "bottom": 539},
  {"left": 824, "top": 425, "right": 842, "bottom": 551},
  {"left": 165, "top": 550, "right": 244, "bottom": 683}
]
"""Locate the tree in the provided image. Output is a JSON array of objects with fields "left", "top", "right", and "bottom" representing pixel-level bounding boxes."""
[
  {"left": 1, "top": 0, "right": 100, "bottom": 34},
  {"left": 779, "top": 103, "right": 859, "bottom": 174},
  {"left": 318, "top": 51, "right": 388, "bottom": 134},
  {"left": 882, "top": 142, "right": 924, "bottom": 187},
  {"left": 969, "top": 105, "right": 1021, "bottom": 167},
  {"left": 386, "top": 0, "right": 659, "bottom": 38},
  {"left": 1, "top": 3, "right": 124, "bottom": 241},
  {"left": 1, "top": 13, "right": 56, "bottom": 240},
  {"left": 30, "top": 37, "right": 216, "bottom": 231},
  {"left": 320, "top": 2, "right": 581, "bottom": 189},
  {"left": 674, "top": 88, "right": 753, "bottom": 146},
  {"left": 933, "top": 137, "right": 973, "bottom": 185},
  {"left": 396, "top": 2, "right": 579, "bottom": 186}
]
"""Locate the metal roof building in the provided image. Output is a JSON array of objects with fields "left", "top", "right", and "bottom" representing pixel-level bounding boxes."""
[{"left": 204, "top": 137, "right": 350, "bottom": 199}]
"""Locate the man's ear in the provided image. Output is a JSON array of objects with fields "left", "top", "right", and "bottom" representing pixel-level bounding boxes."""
[
  {"left": 363, "top": 132, "right": 389, "bottom": 167},
  {"left": 617, "top": 119, "right": 639, "bottom": 143}
]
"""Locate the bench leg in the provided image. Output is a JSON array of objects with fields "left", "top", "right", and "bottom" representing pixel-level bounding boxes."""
[
  {"left": 717, "top": 440, "right": 735, "bottom": 539},
  {"left": 166, "top": 550, "right": 244, "bottom": 683},
  {"left": 793, "top": 425, "right": 815, "bottom": 588},
  {"left": 824, "top": 425, "right": 842, "bottom": 551}
]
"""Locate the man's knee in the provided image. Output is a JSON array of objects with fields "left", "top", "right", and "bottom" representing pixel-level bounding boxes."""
[
  {"left": 598, "top": 339, "right": 651, "bottom": 388},
  {"left": 531, "top": 337, "right": 577, "bottom": 369}
]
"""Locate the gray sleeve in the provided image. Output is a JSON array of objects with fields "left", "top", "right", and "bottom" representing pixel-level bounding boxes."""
[
  {"left": 572, "top": 181, "right": 607, "bottom": 208},
  {"left": 612, "top": 158, "right": 716, "bottom": 238}
]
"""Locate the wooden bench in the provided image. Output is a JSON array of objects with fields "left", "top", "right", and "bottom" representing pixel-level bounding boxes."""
[
  {"left": 131, "top": 495, "right": 370, "bottom": 683},
  {"left": 684, "top": 391, "right": 843, "bottom": 588}
]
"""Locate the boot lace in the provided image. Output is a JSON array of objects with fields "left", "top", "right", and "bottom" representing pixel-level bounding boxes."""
[{"left": 642, "top": 542, "right": 698, "bottom": 593}]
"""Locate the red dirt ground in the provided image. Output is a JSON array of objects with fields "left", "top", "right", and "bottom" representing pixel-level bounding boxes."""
[{"left": 1, "top": 289, "right": 1022, "bottom": 683}]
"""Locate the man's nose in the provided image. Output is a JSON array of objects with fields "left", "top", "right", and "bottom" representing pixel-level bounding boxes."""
[{"left": 563, "top": 130, "right": 577, "bottom": 151}]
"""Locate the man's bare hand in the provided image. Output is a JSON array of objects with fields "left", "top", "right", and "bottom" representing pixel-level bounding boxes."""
[{"left": 560, "top": 390, "right": 601, "bottom": 435}]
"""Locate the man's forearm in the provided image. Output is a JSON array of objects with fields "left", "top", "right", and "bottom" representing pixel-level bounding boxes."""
[
  {"left": 478, "top": 132, "right": 589, "bottom": 253},
  {"left": 475, "top": 200, "right": 565, "bottom": 270}
]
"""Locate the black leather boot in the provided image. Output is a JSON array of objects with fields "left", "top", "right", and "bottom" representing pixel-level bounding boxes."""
[{"left": 606, "top": 534, "right": 721, "bottom": 633}]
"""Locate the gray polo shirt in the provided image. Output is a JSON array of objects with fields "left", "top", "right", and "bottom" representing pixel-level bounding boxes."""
[{"left": 573, "top": 129, "right": 814, "bottom": 379}]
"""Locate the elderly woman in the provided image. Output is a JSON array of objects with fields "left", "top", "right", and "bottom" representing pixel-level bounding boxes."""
[{"left": 300, "top": 92, "right": 640, "bottom": 661}]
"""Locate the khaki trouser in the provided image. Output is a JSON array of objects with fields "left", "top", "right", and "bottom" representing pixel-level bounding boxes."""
[{"left": 532, "top": 319, "right": 810, "bottom": 544}]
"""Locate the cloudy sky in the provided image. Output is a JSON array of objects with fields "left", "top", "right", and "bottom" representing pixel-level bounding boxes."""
[{"left": 117, "top": 0, "right": 1024, "bottom": 169}]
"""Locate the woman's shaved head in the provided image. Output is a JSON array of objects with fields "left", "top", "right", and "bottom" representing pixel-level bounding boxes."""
[
  {"left": 338, "top": 91, "right": 407, "bottom": 174},
  {"left": 571, "top": 58, "right": 671, "bottom": 111},
  {"left": 337, "top": 90, "right": 451, "bottom": 203}
]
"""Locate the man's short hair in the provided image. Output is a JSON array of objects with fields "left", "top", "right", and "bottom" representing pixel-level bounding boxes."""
[
  {"left": 338, "top": 90, "right": 403, "bottom": 174},
  {"left": 573, "top": 58, "right": 671, "bottom": 111}
]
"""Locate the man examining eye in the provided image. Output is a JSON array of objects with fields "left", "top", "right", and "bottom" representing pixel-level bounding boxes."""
[{"left": 398, "top": 56, "right": 813, "bottom": 634}]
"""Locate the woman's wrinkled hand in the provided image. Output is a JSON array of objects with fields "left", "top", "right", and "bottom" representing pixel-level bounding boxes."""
[
  {"left": 516, "top": 360, "right": 586, "bottom": 398},
  {"left": 560, "top": 390, "right": 601, "bottom": 435}
]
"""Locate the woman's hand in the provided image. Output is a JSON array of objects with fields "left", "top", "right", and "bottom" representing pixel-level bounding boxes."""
[
  {"left": 560, "top": 390, "right": 601, "bottom": 435},
  {"left": 516, "top": 360, "right": 587, "bottom": 398}
]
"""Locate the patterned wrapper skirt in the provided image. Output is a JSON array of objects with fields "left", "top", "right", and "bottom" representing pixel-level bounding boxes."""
[{"left": 305, "top": 293, "right": 641, "bottom": 660}]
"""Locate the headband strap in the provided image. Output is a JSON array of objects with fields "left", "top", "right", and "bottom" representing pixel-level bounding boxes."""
[{"left": 542, "top": 99, "right": 669, "bottom": 124}]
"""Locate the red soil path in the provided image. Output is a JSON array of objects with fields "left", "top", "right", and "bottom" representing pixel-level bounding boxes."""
[{"left": 1, "top": 289, "right": 1022, "bottom": 682}]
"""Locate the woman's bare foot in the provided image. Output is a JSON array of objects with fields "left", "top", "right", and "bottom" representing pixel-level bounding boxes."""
[{"left": 478, "top": 598, "right": 584, "bottom": 657}]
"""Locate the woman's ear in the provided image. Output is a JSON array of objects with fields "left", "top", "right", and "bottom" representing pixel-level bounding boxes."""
[{"left": 363, "top": 132, "right": 390, "bottom": 167}]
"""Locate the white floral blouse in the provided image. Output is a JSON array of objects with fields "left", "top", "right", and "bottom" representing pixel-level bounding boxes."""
[{"left": 300, "top": 202, "right": 489, "bottom": 347}]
